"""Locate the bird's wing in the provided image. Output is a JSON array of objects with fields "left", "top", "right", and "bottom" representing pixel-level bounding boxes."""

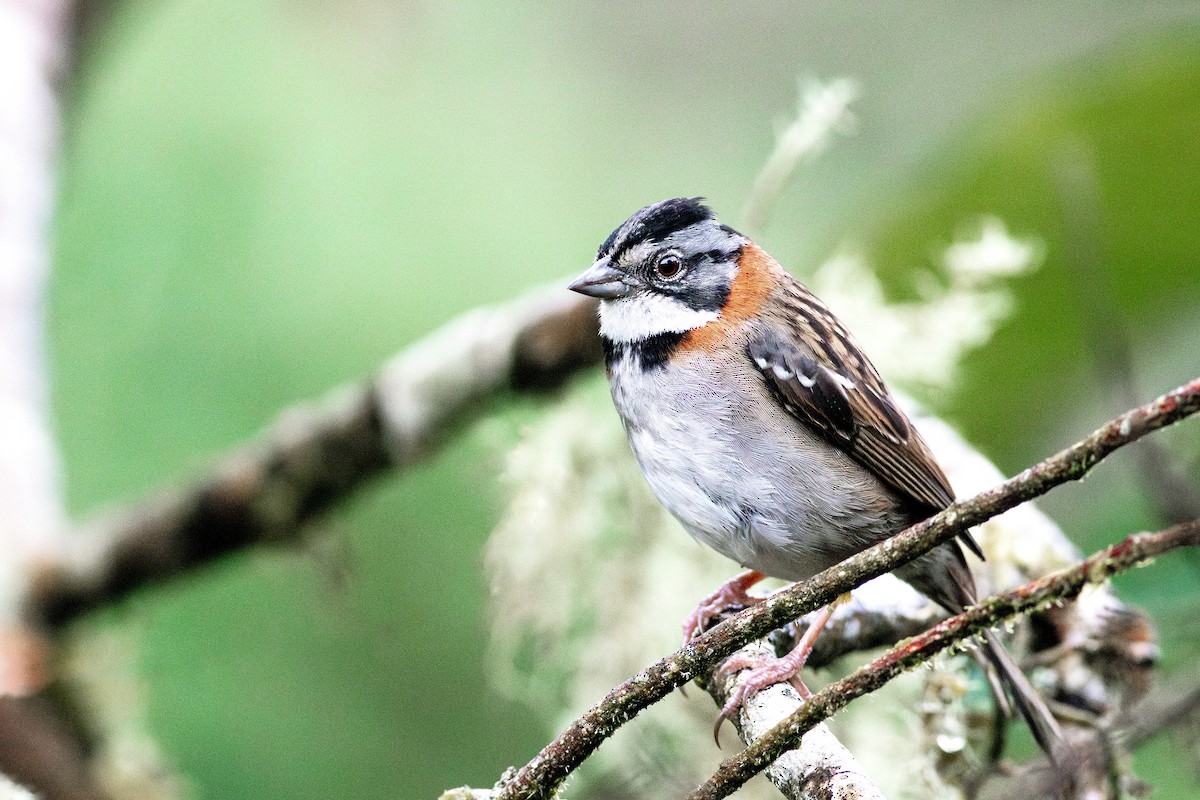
[{"left": 747, "top": 276, "right": 967, "bottom": 531}]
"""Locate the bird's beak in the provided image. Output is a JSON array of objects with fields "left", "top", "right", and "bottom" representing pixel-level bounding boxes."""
[{"left": 568, "top": 257, "right": 635, "bottom": 299}]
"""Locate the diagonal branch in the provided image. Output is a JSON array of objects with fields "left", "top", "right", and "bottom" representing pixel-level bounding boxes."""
[
  {"left": 494, "top": 377, "right": 1200, "bottom": 800},
  {"left": 23, "top": 290, "right": 601, "bottom": 627},
  {"left": 690, "top": 519, "right": 1200, "bottom": 799}
]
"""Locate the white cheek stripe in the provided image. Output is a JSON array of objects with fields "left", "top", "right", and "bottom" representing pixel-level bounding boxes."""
[{"left": 599, "top": 293, "right": 719, "bottom": 343}]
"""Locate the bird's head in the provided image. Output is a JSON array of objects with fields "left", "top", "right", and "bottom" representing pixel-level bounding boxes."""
[{"left": 569, "top": 198, "right": 749, "bottom": 344}]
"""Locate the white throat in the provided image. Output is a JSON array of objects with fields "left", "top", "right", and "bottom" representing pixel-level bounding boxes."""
[{"left": 599, "top": 293, "right": 719, "bottom": 343}]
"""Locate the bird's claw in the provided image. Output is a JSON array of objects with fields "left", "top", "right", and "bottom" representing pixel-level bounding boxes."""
[
  {"left": 712, "top": 653, "right": 811, "bottom": 745},
  {"left": 681, "top": 570, "right": 766, "bottom": 645}
]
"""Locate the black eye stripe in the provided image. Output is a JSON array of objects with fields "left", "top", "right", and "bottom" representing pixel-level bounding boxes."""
[{"left": 683, "top": 250, "right": 724, "bottom": 269}]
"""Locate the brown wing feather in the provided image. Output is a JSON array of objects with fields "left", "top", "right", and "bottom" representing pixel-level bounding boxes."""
[{"left": 748, "top": 274, "right": 963, "bottom": 521}]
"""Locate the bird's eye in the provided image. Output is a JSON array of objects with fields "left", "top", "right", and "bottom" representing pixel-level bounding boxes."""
[{"left": 654, "top": 253, "right": 684, "bottom": 280}]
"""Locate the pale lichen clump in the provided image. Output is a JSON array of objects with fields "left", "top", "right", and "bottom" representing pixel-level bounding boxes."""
[
  {"left": 809, "top": 217, "right": 1041, "bottom": 392},
  {"left": 742, "top": 78, "right": 860, "bottom": 231}
]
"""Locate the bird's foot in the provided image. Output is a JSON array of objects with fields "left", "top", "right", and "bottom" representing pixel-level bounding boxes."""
[
  {"left": 713, "top": 650, "right": 815, "bottom": 741},
  {"left": 712, "top": 596, "right": 849, "bottom": 742},
  {"left": 682, "top": 570, "right": 766, "bottom": 645}
]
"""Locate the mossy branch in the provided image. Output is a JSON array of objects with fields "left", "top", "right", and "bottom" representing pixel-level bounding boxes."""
[
  {"left": 22, "top": 291, "right": 601, "bottom": 627},
  {"left": 690, "top": 519, "right": 1200, "bottom": 799}
]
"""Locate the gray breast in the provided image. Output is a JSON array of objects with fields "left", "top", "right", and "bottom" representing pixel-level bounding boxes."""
[{"left": 608, "top": 347, "right": 904, "bottom": 582}]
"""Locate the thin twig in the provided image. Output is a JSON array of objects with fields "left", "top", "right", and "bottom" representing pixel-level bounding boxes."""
[
  {"left": 741, "top": 79, "right": 858, "bottom": 233},
  {"left": 982, "top": 665, "right": 1200, "bottom": 799},
  {"left": 1126, "top": 670, "right": 1200, "bottom": 750},
  {"left": 689, "top": 519, "right": 1200, "bottom": 799},
  {"left": 495, "top": 377, "right": 1200, "bottom": 800}
]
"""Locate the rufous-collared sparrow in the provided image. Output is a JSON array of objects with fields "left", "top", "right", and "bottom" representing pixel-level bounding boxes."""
[{"left": 569, "top": 197, "right": 1060, "bottom": 752}]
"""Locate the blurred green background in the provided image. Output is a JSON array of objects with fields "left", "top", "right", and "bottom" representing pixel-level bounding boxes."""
[{"left": 49, "top": 1, "right": 1200, "bottom": 797}]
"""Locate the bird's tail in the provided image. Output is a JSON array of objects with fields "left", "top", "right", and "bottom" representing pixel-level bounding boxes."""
[{"left": 980, "top": 628, "right": 1063, "bottom": 759}]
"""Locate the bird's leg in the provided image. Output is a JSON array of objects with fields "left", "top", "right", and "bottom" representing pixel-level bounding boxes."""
[
  {"left": 713, "top": 592, "right": 852, "bottom": 740},
  {"left": 682, "top": 570, "right": 766, "bottom": 645}
]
